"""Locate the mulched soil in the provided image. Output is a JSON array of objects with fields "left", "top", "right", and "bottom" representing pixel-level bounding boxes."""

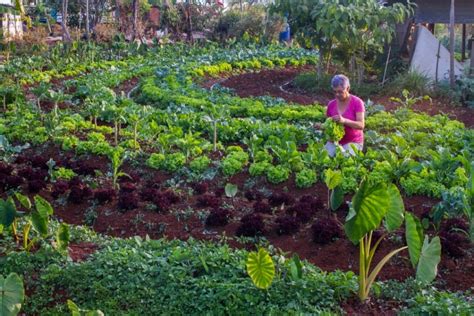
[
  {"left": 208, "top": 66, "right": 474, "bottom": 128},
  {"left": 1, "top": 143, "right": 472, "bottom": 301},
  {"left": 2, "top": 68, "right": 473, "bottom": 314}
]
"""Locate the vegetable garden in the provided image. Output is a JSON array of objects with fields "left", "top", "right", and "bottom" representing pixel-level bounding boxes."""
[{"left": 0, "top": 3, "right": 473, "bottom": 313}]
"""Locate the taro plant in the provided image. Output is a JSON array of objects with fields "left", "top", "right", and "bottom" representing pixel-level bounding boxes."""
[
  {"left": 0, "top": 194, "right": 69, "bottom": 252},
  {"left": 345, "top": 179, "right": 441, "bottom": 301},
  {"left": 0, "top": 273, "right": 24, "bottom": 316},
  {"left": 324, "top": 169, "right": 344, "bottom": 215},
  {"left": 67, "top": 299, "right": 104, "bottom": 316},
  {"left": 246, "top": 248, "right": 275, "bottom": 290}
]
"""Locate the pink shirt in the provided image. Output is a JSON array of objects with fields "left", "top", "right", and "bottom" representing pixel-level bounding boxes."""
[{"left": 326, "top": 95, "right": 365, "bottom": 145}]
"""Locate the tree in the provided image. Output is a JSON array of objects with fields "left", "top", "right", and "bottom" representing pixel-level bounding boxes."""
[
  {"left": 270, "top": 0, "right": 414, "bottom": 82},
  {"left": 62, "top": 0, "right": 72, "bottom": 42}
]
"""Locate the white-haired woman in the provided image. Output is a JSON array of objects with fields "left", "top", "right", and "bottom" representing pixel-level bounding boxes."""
[{"left": 324, "top": 74, "right": 365, "bottom": 157}]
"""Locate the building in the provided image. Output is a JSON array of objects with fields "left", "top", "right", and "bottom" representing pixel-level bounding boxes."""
[{"left": 0, "top": 0, "right": 23, "bottom": 40}]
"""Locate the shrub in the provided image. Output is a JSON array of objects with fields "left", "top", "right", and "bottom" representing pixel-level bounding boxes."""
[
  {"left": 51, "top": 180, "right": 69, "bottom": 198},
  {"left": 0, "top": 162, "right": 13, "bottom": 176},
  {"left": 295, "top": 169, "right": 317, "bottom": 188},
  {"left": 197, "top": 194, "right": 220, "bottom": 208},
  {"left": 268, "top": 192, "right": 295, "bottom": 207},
  {"left": 192, "top": 182, "right": 208, "bottom": 195},
  {"left": 312, "top": 218, "right": 342, "bottom": 244},
  {"left": 189, "top": 156, "right": 211, "bottom": 173},
  {"left": 253, "top": 201, "right": 272, "bottom": 214},
  {"left": 118, "top": 192, "right": 139, "bottom": 210},
  {"left": 266, "top": 165, "right": 290, "bottom": 184},
  {"left": 30, "top": 155, "right": 48, "bottom": 169},
  {"left": 5, "top": 175, "right": 23, "bottom": 189},
  {"left": 206, "top": 208, "right": 230, "bottom": 227},
  {"left": 94, "top": 188, "right": 116, "bottom": 204},
  {"left": 245, "top": 189, "right": 263, "bottom": 202},
  {"left": 276, "top": 215, "right": 300, "bottom": 235},
  {"left": 140, "top": 188, "right": 159, "bottom": 202},
  {"left": 236, "top": 213, "right": 265, "bottom": 237},
  {"left": 28, "top": 180, "right": 47, "bottom": 193},
  {"left": 68, "top": 185, "right": 93, "bottom": 204},
  {"left": 249, "top": 162, "right": 271, "bottom": 177},
  {"left": 120, "top": 182, "right": 137, "bottom": 193}
]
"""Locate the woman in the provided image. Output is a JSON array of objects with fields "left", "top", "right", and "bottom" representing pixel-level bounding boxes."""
[{"left": 324, "top": 74, "right": 365, "bottom": 157}]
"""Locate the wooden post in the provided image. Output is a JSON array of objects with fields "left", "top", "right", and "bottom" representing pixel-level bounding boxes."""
[
  {"left": 462, "top": 24, "right": 466, "bottom": 61},
  {"left": 449, "top": 0, "right": 455, "bottom": 88},
  {"left": 471, "top": 44, "right": 474, "bottom": 77}
]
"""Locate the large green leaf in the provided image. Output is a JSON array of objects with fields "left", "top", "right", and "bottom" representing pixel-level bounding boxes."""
[
  {"left": 324, "top": 169, "right": 342, "bottom": 190},
  {"left": 56, "top": 223, "right": 70, "bottom": 251},
  {"left": 330, "top": 186, "right": 344, "bottom": 211},
  {"left": 405, "top": 212, "right": 423, "bottom": 268},
  {"left": 345, "top": 180, "right": 389, "bottom": 244},
  {"left": 0, "top": 273, "right": 24, "bottom": 316},
  {"left": 34, "top": 196, "right": 53, "bottom": 218},
  {"left": 246, "top": 248, "right": 275, "bottom": 289},
  {"left": 31, "top": 211, "right": 48, "bottom": 237},
  {"left": 416, "top": 236, "right": 441, "bottom": 283},
  {"left": 224, "top": 183, "right": 238, "bottom": 198},
  {"left": 0, "top": 199, "right": 17, "bottom": 227},
  {"left": 289, "top": 254, "right": 303, "bottom": 281},
  {"left": 384, "top": 184, "right": 404, "bottom": 232},
  {"left": 14, "top": 193, "right": 31, "bottom": 210}
]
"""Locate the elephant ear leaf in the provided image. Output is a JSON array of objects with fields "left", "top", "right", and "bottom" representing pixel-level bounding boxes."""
[
  {"left": 384, "top": 184, "right": 404, "bottom": 232},
  {"left": 0, "top": 273, "right": 24, "bottom": 316},
  {"left": 405, "top": 212, "right": 424, "bottom": 268},
  {"left": 345, "top": 180, "right": 389, "bottom": 244},
  {"left": 416, "top": 236, "right": 441, "bottom": 284},
  {"left": 0, "top": 199, "right": 17, "bottom": 228},
  {"left": 246, "top": 248, "right": 275, "bottom": 289}
]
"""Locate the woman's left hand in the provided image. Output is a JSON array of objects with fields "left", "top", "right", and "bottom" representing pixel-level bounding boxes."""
[{"left": 331, "top": 114, "right": 345, "bottom": 124}]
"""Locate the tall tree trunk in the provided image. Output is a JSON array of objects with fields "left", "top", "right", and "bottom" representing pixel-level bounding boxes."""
[
  {"left": 62, "top": 0, "right": 72, "bottom": 42},
  {"left": 85, "top": 0, "right": 90, "bottom": 39},
  {"left": 115, "top": 0, "right": 122, "bottom": 32},
  {"left": 186, "top": 2, "right": 193, "bottom": 43},
  {"left": 449, "top": 0, "right": 455, "bottom": 88},
  {"left": 132, "top": 0, "right": 139, "bottom": 40}
]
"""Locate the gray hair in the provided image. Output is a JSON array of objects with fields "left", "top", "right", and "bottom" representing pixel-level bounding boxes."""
[{"left": 331, "top": 74, "right": 350, "bottom": 89}]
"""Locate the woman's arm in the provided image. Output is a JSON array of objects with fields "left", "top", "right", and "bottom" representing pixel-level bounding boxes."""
[{"left": 332, "top": 112, "right": 365, "bottom": 130}]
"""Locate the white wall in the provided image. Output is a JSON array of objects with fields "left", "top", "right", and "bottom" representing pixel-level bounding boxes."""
[{"left": 1, "top": 13, "right": 24, "bottom": 39}]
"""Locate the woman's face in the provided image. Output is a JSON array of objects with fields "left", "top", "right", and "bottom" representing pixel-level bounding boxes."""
[{"left": 333, "top": 85, "right": 350, "bottom": 102}]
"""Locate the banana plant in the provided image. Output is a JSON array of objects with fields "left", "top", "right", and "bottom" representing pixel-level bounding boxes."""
[{"left": 345, "top": 178, "right": 441, "bottom": 301}]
